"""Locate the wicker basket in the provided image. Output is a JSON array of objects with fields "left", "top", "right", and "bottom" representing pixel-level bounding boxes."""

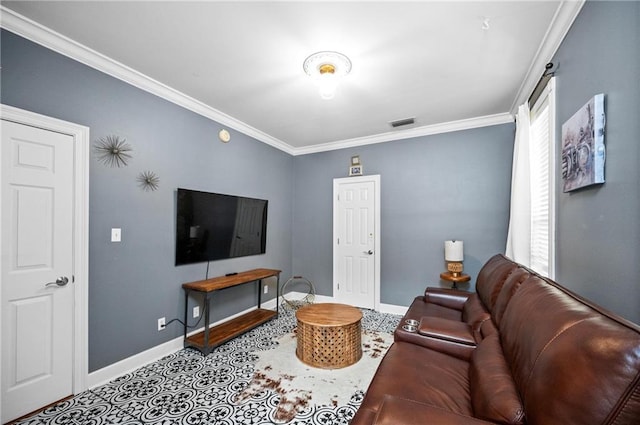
[{"left": 281, "top": 276, "right": 315, "bottom": 310}]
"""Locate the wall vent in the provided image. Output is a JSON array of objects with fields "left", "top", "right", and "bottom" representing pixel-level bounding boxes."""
[{"left": 389, "top": 117, "right": 415, "bottom": 128}]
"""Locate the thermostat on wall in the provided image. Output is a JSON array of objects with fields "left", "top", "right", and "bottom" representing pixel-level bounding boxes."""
[{"left": 218, "top": 129, "right": 231, "bottom": 143}]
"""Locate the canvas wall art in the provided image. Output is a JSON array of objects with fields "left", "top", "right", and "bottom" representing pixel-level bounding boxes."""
[{"left": 561, "top": 93, "right": 606, "bottom": 192}]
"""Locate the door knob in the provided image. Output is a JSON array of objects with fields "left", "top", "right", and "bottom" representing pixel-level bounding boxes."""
[
  {"left": 364, "top": 250, "right": 374, "bottom": 255},
  {"left": 45, "top": 276, "right": 69, "bottom": 287}
]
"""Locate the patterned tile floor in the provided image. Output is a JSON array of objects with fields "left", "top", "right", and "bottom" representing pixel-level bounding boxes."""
[{"left": 14, "top": 307, "right": 401, "bottom": 425}]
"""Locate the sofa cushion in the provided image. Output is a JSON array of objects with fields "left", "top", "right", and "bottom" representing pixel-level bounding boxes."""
[
  {"left": 475, "top": 254, "right": 519, "bottom": 312},
  {"left": 353, "top": 341, "right": 473, "bottom": 421},
  {"left": 491, "top": 268, "right": 530, "bottom": 327},
  {"left": 373, "top": 396, "right": 499, "bottom": 425},
  {"left": 500, "top": 276, "right": 640, "bottom": 425},
  {"left": 469, "top": 334, "right": 524, "bottom": 425}
]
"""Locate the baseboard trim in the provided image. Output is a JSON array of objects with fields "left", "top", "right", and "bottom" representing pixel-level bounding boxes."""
[
  {"left": 86, "top": 295, "right": 407, "bottom": 389},
  {"left": 87, "top": 297, "right": 280, "bottom": 389},
  {"left": 378, "top": 303, "right": 409, "bottom": 316},
  {"left": 87, "top": 335, "right": 183, "bottom": 389}
]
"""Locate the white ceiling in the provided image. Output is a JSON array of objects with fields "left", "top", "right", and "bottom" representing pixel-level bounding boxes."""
[{"left": 1, "top": 1, "right": 583, "bottom": 155}]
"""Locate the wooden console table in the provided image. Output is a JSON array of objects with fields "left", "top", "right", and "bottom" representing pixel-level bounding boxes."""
[{"left": 182, "top": 268, "right": 281, "bottom": 354}]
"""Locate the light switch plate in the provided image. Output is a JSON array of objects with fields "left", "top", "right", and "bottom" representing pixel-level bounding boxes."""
[{"left": 111, "top": 228, "right": 121, "bottom": 242}]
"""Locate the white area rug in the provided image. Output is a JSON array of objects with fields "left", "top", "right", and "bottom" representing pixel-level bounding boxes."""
[{"left": 236, "top": 329, "right": 393, "bottom": 423}]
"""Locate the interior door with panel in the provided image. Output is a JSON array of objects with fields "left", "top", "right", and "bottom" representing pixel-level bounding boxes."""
[
  {"left": 333, "top": 175, "right": 380, "bottom": 310},
  {"left": 1, "top": 120, "right": 75, "bottom": 422}
]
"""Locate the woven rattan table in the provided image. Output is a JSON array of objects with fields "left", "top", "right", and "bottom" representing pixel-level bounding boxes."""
[{"left": 295, "top": 303, "right": 363, "bottom": 369}]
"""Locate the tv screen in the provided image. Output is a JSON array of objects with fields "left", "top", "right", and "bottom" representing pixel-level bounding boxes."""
[{"left": 175, "top": 188, "right": 268, "bottom": 265}]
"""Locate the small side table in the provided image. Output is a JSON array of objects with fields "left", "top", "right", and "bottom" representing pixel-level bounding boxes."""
[
  {"left": 295, "top": 303, "right": 363, "bottom": 369},
  {"left": 440, "top": 272, "right": 470, "bottom": 290}
]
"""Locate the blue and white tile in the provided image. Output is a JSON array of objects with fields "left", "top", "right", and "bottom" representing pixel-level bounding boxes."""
[{"left": 15, "top": 308, "right": 398, "bottom": 425}]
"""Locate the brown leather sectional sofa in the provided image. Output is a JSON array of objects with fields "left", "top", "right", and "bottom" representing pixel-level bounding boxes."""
[{"left": 351, "top": 254, "right": 640, "bottom": 425}]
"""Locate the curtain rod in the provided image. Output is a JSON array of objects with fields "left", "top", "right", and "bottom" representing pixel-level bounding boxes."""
[{"left": 528, "top": 62, "right": 556, "bottom": 107}]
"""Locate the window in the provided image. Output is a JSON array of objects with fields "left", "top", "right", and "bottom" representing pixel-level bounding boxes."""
[{"left": 528, "top": 78, "right": 556, "bottom": 278}]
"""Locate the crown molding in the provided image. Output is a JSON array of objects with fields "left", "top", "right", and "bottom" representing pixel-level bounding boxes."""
[
  {"left": 0, "top": 6, "right": 296, "bottom": 156},
  {"left": 510, "top": 0, "right": 585, "bottom": 113},
  {"left": 290, "top": 112, "right": 514, "bottom": 156},
  {"left": 2, "top": 4, "right": 574, "bottom": 157}
]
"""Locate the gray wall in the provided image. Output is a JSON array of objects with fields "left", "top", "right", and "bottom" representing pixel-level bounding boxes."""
[
  {"left": 1, "top": 31, "right": 294, "bottom": 371},
  {"left": 292, "top": 124, "right": 515, "bottom": 305},
  {"left": 551, "top": 1, "right": 640, "bottom": 323},
  {"left": 2, "top": 0, "right": 638, "bottom": 373}
]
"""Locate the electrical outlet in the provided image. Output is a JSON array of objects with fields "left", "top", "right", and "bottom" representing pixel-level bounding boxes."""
[
  {"left": 193, "top": 306, "right": 200, "bottom": 318},
  {"left": 263, "top": 285, "right": 268, "bottom": 294},
  {"left": 158, "top": 317, "right": 166, "bottom": 331}
]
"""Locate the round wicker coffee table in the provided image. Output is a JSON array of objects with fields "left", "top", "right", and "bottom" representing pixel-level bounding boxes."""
[{"left": 295, "top": 303, "right": 363, "bottom": 369}]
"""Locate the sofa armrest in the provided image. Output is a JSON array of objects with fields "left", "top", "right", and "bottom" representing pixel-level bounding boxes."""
[
  {"left": 418, "top": 317, "right": 476, "bottom": 345},
  {"left": 374, "top": 396, "right": 497, "bottom": 425},
  {"left": 394, "top": 326, "right": 474, "bottom": 361},
  {"left": 424, "top": 287, "right": 472, "bottom": 310}
]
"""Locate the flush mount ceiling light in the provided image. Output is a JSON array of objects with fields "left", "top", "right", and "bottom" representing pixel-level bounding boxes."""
[{"left": 303, "top": 51, "right": 352, "bottom": 100}]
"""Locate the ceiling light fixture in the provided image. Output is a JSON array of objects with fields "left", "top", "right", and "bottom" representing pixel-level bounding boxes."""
[{"left": 303, "top": 51, "right": 352, "bottom": 100}]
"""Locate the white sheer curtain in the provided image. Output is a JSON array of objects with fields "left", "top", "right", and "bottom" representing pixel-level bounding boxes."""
[{"left": 505, "top": 104, "right": 532, "bottom": 266}]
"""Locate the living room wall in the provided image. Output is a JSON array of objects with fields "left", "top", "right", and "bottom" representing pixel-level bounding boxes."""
[
  {"left": 1, "top": 30, "right": 294, "bottom": 371},
  {"left": 291, "top": 123, "right": 515, "bottom": 306},
  {"left": 551, "top": 1, "right": 640, "bottom": 324},
  {"left": 2, "top": 0, "right": 638, "bottom": 375}
]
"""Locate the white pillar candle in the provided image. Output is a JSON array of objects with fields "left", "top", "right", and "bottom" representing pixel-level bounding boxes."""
[{"left": 444, "top": 240, "right": 464, "bottom": 261}]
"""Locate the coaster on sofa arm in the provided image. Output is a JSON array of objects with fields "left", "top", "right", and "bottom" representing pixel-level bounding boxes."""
[{"left": 418, "top": 317, "right": 477, "bottom": 346}]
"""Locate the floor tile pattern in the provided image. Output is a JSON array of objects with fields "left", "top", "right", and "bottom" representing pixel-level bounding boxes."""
[{"left": 14, "top": 307, "right": 400, "bottom": 425}]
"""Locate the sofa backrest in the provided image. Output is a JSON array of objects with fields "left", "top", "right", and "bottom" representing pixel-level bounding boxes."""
[
  {"left": 475, "top": 254, "right": 519, "bottom": 312},
  {"left": 491, "top": 267, "right": 530, "bottom": 327},
  {"left": 499, "top": 275, "right": 640, "bottom": 425}
]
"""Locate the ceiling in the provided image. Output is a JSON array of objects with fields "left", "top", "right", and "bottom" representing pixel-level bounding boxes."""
[{"left": 1, "top": 1, "right": 582, "bottom": 155}]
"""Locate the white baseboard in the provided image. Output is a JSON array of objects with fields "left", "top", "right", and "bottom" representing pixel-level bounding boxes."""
[
  {"left": 378, "top": 303, "right": 408, "bottom": 316},
  {"left": 88, "top": 297, "right": 281, "bottom": 389},
  {"left": 87, "top": 294, "right": 406, "bottom": 389},
  {"left": 87, "top": 334, "right": 183, "bottom": 389},
  {"left": 282, "top": 291, "right": 407, "bottom": 316}
]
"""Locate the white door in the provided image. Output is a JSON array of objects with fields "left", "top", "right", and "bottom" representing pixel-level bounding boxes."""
[
  {"left": 333, "top": 175, "right": 380, "bottom": 309},
  {"left": 1, "top": 121, "right": 75, "bottom": 422}
]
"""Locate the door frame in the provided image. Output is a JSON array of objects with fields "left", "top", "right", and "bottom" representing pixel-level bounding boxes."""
[
  {"left": 0, "top": 104, "right": 89, "bottom": 417},
  {"left": 333, "top": 174, "right": 381, "bottom": 310}
]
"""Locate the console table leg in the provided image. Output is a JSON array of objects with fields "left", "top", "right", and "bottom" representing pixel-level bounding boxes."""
[
  {"left": 183, "top": 289, "right": 190, "bottom": 346},
  {"left": 203, "top": 292, "right": 211, "bottom": 354},
  {"left": 257, "top": 278, "right": 262, "bottom": 309}
]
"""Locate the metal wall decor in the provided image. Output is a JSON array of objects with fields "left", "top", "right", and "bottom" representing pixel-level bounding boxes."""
[
  {"left": 94, "top": 135, "right": 132, "bottom": 167},
  {"left": 137, "top": 170, "right": 160, "bottom": 192},
  {"left": 561, "top": 93, "right": 606, "bottom": 192}
]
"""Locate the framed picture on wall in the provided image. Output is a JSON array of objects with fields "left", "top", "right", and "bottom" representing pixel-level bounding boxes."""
[
  {"left": 561, "top": 93, "right": 606, "bottom": 192},
  {"left": 349, "top": 165, "right": 363, "bottom": 176}
]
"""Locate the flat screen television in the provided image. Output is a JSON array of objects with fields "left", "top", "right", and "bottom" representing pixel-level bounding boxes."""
[{"left": 175, "top": 188, "right": 268, "bottom": 265}]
